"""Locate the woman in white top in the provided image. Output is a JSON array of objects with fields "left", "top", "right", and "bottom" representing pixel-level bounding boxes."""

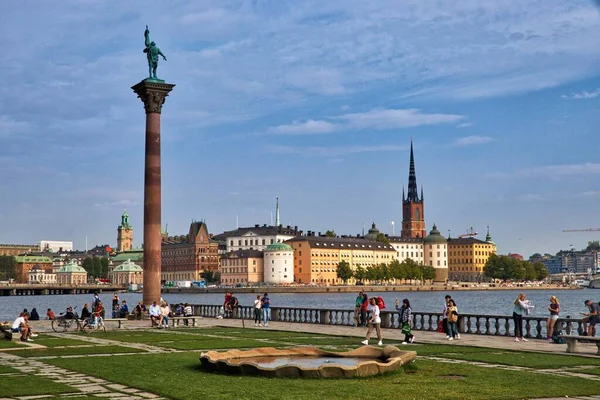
[
  {"left": 159, "top": 302, "right": 170, "bottom": 329},
  {"left": 361, "top": 298, "right": 383, "bottom": 346},
  {"left": 253, "top": 295, "right": 262, "bottom": 327}
]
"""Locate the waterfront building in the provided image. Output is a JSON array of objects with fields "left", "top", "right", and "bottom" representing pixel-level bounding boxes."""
[
  {"left": 264, "top": 243, "right": 294, "bottom": 284},
  {"left": 109, "top": 259, "right": 143, "bottom": 285},
  {"left": 214, "top": 224, "right": 299, "bottom": 252},
  {"left": 401, "top": 141, "right": 426, "bottom": 239},
  {"left": 39, "top": 240, "right": 73, "bottom": 253},
  {"left": 220, "top": 249, "right": 264, "bottom": 285},
  {"left": 447, "top": 229, "right": 497, "bottom": 282},
  {"left": 161, "top": 220, "right": 219, "bottom": 282},
  {"left": 56, "top": 260, "right": 87, "bottom": 285},
  {"left": 0, "top": 243, "right": 37, "bottom": 257},
  {"left": 27, "top": 264, "right": 57, "bottom": 284},
  {"left": 117, "top": 210, "right": 134, "bottom": 252},
  {"left": 286, "top": 235, "right": 396, "bottom": 285},
  {"left": 14, "top": 255, "right": 53, "bottom": 283},
  {"left": 542, "top": 257, "right": 564, "bottom": 275},
  {"left": 388, "top": 237, "right": 424, "bottom": 264},
  {"left": 111, "top": 249, "right": 143, "bottom": 272},
  {"left": 423, "top": 224, "right": 448, "bottom": 282}
]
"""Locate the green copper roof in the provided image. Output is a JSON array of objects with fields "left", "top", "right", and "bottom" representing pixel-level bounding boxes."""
[
  {"left": 14, "top": 255, "right": 53, "bottom": 264},
  {"left": 485, "top": 226, "right": 495, "bottom": 244},
  {"left": 119, "top": 209, "right": 132, "bottom": 230},
  {"left": 113, "top": 249, "right": 144, "bottom": 262},
  {"left": 364, "top": 222, "right": 380, "bottom": 240},
  {"left": 112, "top": 259, "right": 143, "bottom": 273},
  {"left": 58, "top": 260, "right": 87, "bottom": 274},
  {"left": 424, "top": 224, "right": 447, "bottom": 244},
  {"left": 264, "top": 243, "right": 293, "bottom": 252}
]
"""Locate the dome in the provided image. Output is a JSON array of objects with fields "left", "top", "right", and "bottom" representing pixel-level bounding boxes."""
[
  {"left": 57, "top": 260, "right": 87, "bottom": 274},
  {"left": 113, "top": 259, "right": 143, "bottom": 272},
  {"left": 264, "top": 243, "right": 293, "bottom": 252},
  {"left": 424, "top": 224, "right": 447, "bottom": 245},
  {"left": 364, "top": 222, "right": 380, "bottom": 241}
]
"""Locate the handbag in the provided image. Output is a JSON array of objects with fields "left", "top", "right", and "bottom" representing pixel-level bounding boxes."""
[{"left": 401, "top": 322, "right": 411, "bottom": 335}]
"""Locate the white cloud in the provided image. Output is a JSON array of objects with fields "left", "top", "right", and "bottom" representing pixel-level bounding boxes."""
[
  {"left": 456, "top": 122, "right": 474, "bottom": 128},
  {"left": 488, "top": 163, "right": 600, "bottom": 179},
  {"left": 562, "top": 89, "right": 600, "bottom": 99},
  {"left": 453, "top": 135, "right": 493, "bottom": 147},
  {"left": 266, "top": 144, "right": 407, "bottom": 157},
  {"left": 267, "top": 108, "right": 464, "bottom": 134},
  {"left": 267, "top": 120, "right": 337, "bottom": 135}
]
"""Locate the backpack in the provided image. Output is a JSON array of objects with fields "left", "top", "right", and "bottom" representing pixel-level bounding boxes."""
[
  {"left": 377, "top": 296, "right": 386, "bottom": 310},
  {"left": 552, "top": 330, "right": 566, "bottom": 344}
]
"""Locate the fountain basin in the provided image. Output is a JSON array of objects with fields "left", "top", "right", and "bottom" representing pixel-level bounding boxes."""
[{"left": 199, "top": 345, "right": 416, "bottom": 378}]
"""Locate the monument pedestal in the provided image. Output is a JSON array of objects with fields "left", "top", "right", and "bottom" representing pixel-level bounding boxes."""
[{"left": 131, "top": 79, "right": 175, "bottom": 306}]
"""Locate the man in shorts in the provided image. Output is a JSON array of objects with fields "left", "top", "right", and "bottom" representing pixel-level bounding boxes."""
[
  {"left": 11, "top": 312, "right": 37, "bottom": 342},
  {"left": 582, "top": 300, "right": 600, "bottom": 337}
]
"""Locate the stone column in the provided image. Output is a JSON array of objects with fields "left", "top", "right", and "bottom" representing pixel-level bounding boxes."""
[{"left": 131, "top": 80, "right": 175, "bottom": 306}]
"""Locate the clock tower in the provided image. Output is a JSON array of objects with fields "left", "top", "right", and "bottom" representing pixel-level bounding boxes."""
[
  {"left": 117, "top": 209, "right": 134, "bottom": 252},
  {"left": 401, "top": 141, "right": 426, "bottom": 238}
]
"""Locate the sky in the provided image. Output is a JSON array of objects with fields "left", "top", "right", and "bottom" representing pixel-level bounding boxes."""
[{"left": 1, "top": 1, "right": 600, "bottom": 257}]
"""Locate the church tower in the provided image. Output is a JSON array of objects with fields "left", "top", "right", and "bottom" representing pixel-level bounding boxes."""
[
  {"left": 401, "top": 141, "right": 426, "bottom": 238},
  {"left": 117, "top": 209, "right": 134, "bottom": 252}
]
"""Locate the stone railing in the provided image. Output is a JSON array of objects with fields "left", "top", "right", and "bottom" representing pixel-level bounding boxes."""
[{"left": 191, "top": 304, "right": 587, "bottom": 339}]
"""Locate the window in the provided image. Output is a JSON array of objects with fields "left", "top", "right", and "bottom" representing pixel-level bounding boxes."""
[
  {"left": 272, "top": 260, "right": 274, "bottom": 264},
  {"left": 270, "top": 239, "right": 274, "bottom": 244},
  {"left": 299, "top": 260, "right": 302, "bottom": 265},
  {"left": 244, "top": 240, "right": 248, "bottom": 246},
  {"left": 272, "top": 268, "right": 274, "bottom": 272},
  {"left": 299, "top": 251, "right": 302, "bottom": 256},
  {"left": 230, "top": 240, "right": 233, "bottom": 246}
]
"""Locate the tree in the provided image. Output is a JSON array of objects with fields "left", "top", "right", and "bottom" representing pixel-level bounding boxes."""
[
  {"left": 324, "top": 230, "right": 337, "bottom": 237},
  {"left": 532, "top": 261, "right": 548, "bottom": 280},
  {"left": 483, "top": 254, "right": 504, "bottom": 280},
  {"left": 92, "top": 257, "right": 102, "bottom": 278},
  {"left": 336, "top": 260, "right": 353, "bottom": 284},
  {"left": 82, "top": 257, "right": 94, "bottom": 275},
  {"left": 375, "top": 233, "right": 390, "bottom": 244},
  {"left": 422, "top": 265, "right": 436, "bottom": 281},
  {"left": 523, "top": 262, "right": 536, "bottom": 281},
  {"left": 201, "top": 270, "right": 220, "bottom": 283},
  {"left": 586, "top": 241, "right": 600, "bottom": 252},
  {"left": 0, "top": 256, "right": 16, "bottom": 281},
  {"left": 353, "top": 265, "right": 367, "bottom": 283},
  {"left": 402, "top": 259, "right": 420, "bottom": 283},
  {"left": 529, "top": 253, "right": 543, "bottom": 261},
  {"left": 100, "top": 257, "right": 109, "bottom": 278}
]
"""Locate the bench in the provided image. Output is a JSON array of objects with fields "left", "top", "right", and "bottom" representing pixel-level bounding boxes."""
[
  {"left": 560, "top": 335, "right": 600, "bottom": 355},
  {"left": 169, "top": 316, "right": 203, "bottom": 327},
  {"left": 111, "top": 318, "right": 128, "bottom": 329}
]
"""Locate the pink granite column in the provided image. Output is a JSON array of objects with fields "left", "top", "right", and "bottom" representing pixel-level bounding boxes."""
[{"left": 131, "top": 80, "right": 175, "bottom": 306}]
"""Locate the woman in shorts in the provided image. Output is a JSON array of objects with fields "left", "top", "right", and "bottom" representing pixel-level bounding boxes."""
[{"left": 546, "top": 296, "right": 560, "bottom": 342}]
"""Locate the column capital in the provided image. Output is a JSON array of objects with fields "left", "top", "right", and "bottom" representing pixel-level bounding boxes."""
[{"left": 131, "top": 80, "right": 176, "bottom": 114}]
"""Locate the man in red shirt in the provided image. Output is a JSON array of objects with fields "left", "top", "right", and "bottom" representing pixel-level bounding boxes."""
[{"left": 46, "top": 309, "right": 55, "bottom": 320}]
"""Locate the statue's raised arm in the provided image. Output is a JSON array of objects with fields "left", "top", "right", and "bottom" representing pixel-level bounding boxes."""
[
  {"left": 144, "top": 25, "right": 151, "bottom": 48},
  {"left": 142, "top": 25, "right": 166, "bottom": 81}
]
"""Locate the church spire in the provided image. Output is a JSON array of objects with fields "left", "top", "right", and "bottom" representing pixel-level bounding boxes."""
[
  {"left": 275, "top": 196, "right": 280, "bottom": 226},
  {"left": 406, "top": 140, "right": 420, "bottom": 202}
]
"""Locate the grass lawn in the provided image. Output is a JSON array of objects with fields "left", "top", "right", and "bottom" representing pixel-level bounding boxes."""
[
  {"left": 439, "top": 351, "right": 600, "bottom": 368},
  {"left": 0, "top": 365, "right": 18, "bottom": 374},
  {"left": 46, "top": 352, "right": 600, "bottom": 400},
  {"left": 9, "top": 345, "right": 146, "bottom": 358},
  {"left": 0, "top": 339, "right": 26, "bottom": 349},
  {"left": 567, "top": 367, "right": 600, "bottom": 376},
  {"left": 33, "top": 336, "right": 95, "bottom": 347},
  {"left": 1, "top": 374, "right": 74, "bottom": 397}
]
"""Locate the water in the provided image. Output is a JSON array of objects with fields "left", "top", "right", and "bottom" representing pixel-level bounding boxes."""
[
  {"left": 227, "top": 356, "right": 370, "bottom": 368},
  {"left": 0, "top": 289, "right": 598, "bottom": 321}
]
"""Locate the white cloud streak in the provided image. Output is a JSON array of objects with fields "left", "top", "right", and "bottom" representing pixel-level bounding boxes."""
[
  {"left": 488, "top": 163, "right": 600, "bottom": 179},
  {"left": 562, "top": 89, "right": 600, "bottom": 99},
  {"left": 453, "top": 135, "right": 493, "bottom": 147}
]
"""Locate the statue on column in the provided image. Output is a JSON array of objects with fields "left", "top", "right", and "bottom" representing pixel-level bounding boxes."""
[{"left": 143, "top": 26, "right": 167, "bottom": 81}]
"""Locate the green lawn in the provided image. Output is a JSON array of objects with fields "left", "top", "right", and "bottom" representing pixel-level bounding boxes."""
[
  {"left": 0, "top": 339, "right": 26, "bottom": 349},
  {"left": 567, "top": 367, "right": 600, "bottom": 376},
  {"left": 439, "top": 351, "right": 600, "bottom": 368},
  {"left": 46, "top": 352, "right": 600, "bottom": 400},
  {"left": 8, "top": 345, "right": 146, "bottom": 358},
  {"left": 0, "top": 365, "right": 18, "bottom": 374},
  {"left": 1, "top": 374, "right": 74, "bottom": 397},
  {"left": 32, "top": 336, "right": 95, "bottom": 347}
]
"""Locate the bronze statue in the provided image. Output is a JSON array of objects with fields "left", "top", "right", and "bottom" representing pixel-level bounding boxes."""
[{"left": 144, "top": 26, "right": 167, "bottom": 80}]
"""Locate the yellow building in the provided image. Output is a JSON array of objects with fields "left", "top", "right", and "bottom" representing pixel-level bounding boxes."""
[
  {"left": 447, "top": 231, "right": 497, "bottom": 282},
  {"left": 220, "top": 249, "right": 264, "bottom": 285},
  {"left": 116, "top": 210, "right": 134, "bottom": 252},
  {"left": 286, "top": 236, "right": 397, "bottom": 285}
]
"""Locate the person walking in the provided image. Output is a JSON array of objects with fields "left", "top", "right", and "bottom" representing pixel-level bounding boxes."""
[
  {"left": 446, "top": 299, "right": 459, "bottom": 340},
  {"left": 253, "top": 295, "right": 263, "bottom": 326},
  {"left": 354, "top": 291, "right": 363, "bottom": 327},
  {"left": 513, "top": 293, "right": 533, "bottom": 342},
  {"left": 261, "top": 293, "right": 271, "bottom": 327},
  {"left": 546, "top": 296, "right": 560, "bottom": 342},
  {"left": 396, "top": 298, "right": 415, "bottom": 345},
  {"left": 361, "top": 298, "right": 383, "bottom": 346}
]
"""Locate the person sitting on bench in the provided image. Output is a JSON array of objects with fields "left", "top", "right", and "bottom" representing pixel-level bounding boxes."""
[
  {"left": 581, "top": 300, "right": 600, "bottom": 337},
  {"left": 11, "top": 312, "right": 37, "bottom": 342},
  {"left": 149, "top": 301, "right": 161, "bottom": 327}
]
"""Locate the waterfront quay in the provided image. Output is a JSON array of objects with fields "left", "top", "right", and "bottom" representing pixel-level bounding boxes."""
[{"left": 0, "top": 283, "right": 125, "bottom": 296}]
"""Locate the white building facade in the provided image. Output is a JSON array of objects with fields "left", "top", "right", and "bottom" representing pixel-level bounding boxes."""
[
  {"left": 263, "top": 243, "right": 294, "bottom": 284},
  {"left": 388, "top": 237, "right": 425, "bottom": 264},
  {"left": 422, "top": 225, "right": 449, "bottom": 282},
  {"left": 39, "top": 240, "right": 73, "bottom": 253},
  {"left": 214, "top": 225, "right": 299, "bottom": 253}
]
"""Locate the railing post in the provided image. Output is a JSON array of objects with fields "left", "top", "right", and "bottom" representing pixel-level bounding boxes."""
[
  {"left": 272, "top": 307, "right": 280, "bottom": 322},
  {"left": 320, "top": 310, "right": 330, "bottom": 325},
  {"left": 382, "top": 312, "right": 392, "bottom": 328}
]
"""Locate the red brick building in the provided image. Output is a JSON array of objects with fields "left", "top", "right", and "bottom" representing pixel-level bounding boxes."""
[
  {"left": 401, "top": 141, "right": 426, "bottom": 238},
  {"left": 161, "top": 221, "right": 219, "bottom": 282}
]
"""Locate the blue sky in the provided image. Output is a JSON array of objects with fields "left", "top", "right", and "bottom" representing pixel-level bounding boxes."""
[{"left": 2, "top": 1, "right": 600, "bottom": 257}]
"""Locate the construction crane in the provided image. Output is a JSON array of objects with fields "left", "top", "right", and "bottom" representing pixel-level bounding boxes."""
[
  {"left": 563, "top": 228, "right": 600, "bottom": 232},
  {"left": 458, "top": 227, "right": 478, "bottom": 239}
]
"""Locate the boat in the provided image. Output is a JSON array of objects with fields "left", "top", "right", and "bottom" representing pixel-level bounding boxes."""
[{"left": 574, "top": 279, "right": 590, "bottom": 288}]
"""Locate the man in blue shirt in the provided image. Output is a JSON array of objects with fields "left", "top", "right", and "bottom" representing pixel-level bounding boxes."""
[{"left": 261, "top": 293, "right": 270, "bottom": 327}]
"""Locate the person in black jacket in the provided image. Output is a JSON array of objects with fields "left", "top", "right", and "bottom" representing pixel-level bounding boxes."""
[{"left": 29, "top": 308, "right": 40, "bottom": 321}]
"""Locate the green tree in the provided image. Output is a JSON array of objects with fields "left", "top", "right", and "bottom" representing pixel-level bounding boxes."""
[
  {"left": 523, "top": 262, "right": 536, "bottom": 281},
  {"left": 201, "top": 270, "right": 220, "bottom": 283},
  {"left": 422, "top": 265, "right": 436, "bottom": 282},
  {"left": 483, "top": 254, "right": 504, "bottom": 280},
  {"left": 324, "top": 230, "right": 337, "bottom": 237},
  {"left": 82, "top": 257, "right": 94, "bottom": 275},
  {"left": 586, "top": 241, "right": 600, "bottom": 251},
  {"left": 532, "top": 261, "right": 549, "bottom": 280},
  {"left": 375, "top": 233, "right": 390, "bottom": 244},
  {"left": 0, "top": 256, "right": 16, "bottom": 281},
  {"left": 402, "top": 259, "right": 420, "bottom": 284},
  {"left": 100, "top": 257, "right": 109, "bottom": 278},
  {"left": 336, "top": 260, "right": 353, "bottom": 284},
  {"left": 92, "top": 257, "right": 102, "bottom": 278},
  {"left": 353, "top": 265, "right": 366, "bottom": 283}
]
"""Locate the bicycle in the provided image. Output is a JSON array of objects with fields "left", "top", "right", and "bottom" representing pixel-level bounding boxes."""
[
  {"left": 81, "top": 315, "right": 106, "bottom": 333},
  {"left": 51, "top": 307, "right": 82, "bottom": 332}
]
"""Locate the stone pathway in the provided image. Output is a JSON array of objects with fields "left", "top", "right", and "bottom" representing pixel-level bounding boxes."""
[
  {"left": 0, "top": 351, "right": 166, "bottom": 400},
  {"left": 43, "top": 332, "right": 175, "bottom": 353}
]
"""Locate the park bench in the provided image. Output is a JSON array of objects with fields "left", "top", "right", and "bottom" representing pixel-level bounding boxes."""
[
  {"left": 560, "top": 335, "right": 600, "bottom": 355},
  {"left": 169, "top": 316, "right": 203, "bottom": 327},
  {"left": 111, "top": 318, "right": 128, "bottom": 329}
]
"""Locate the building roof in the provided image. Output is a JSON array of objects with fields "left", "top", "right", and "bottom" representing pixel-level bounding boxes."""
[
  {"left": 212, "top": 225, "right": 299, "bottom": 241},
  {"left": 14, "top": 255, "right": 53, "bottom": 264},
  {"left": 223, "top": 249, "right": 264, "bottom": 259},
  {"left": 286, "top": 236, "right": 396, "bottom": 251},
  {"left": 29, "top": 264, "right": 44, "bottom": 272},
  {"left": 112, "top": 259, "right": 143, "bottom": 273},
  {"left": 264, "top": 243, "right": 293, "bottom": 252},
  {"left": 424, "top": 224, "right": 447, "bottom": 245},
  {"left": 388, "top": 236, "right": 424, "bottom": 244},
  {"left": 364, "top": 222, "right": 380, "bottom": 241},
  {"left": 447, "top": 237, "right": 493, "bottom": 245},
  {"left": 58, "top": 260, "right": 87, "bottom": 274},
  {"left": 113, "top": 249, "right": 144, "bottom": 262}
]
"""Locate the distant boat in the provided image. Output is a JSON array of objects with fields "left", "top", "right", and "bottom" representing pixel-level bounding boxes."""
[{"left": 574, "top": 279, "right": 590, "bottom": 288}]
